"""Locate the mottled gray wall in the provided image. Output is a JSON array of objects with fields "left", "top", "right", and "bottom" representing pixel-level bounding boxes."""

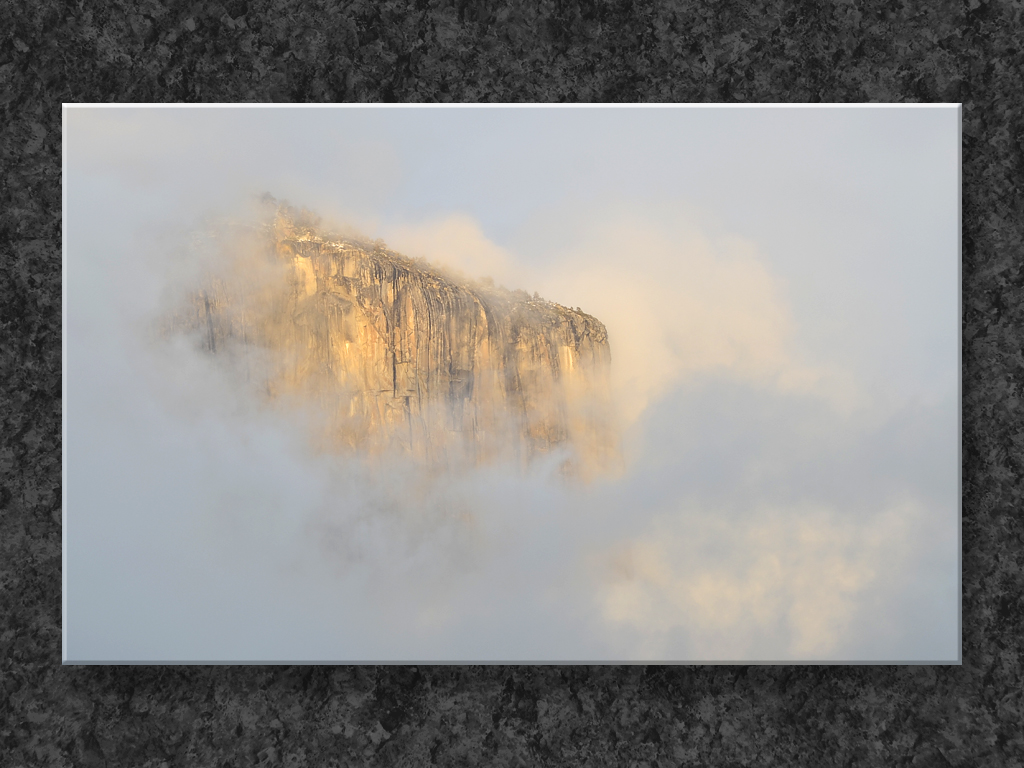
[{"left": 1, "top": 1, "right": 1017, "bottom": 766}]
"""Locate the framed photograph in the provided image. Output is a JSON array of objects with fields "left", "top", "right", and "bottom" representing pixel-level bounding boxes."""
[{"left": 63, "top": 104, "right": 960, "bottom": 663}]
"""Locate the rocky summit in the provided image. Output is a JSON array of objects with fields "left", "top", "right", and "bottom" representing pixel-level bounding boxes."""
[{"left": 171, "top": 200, "right": 618, "bottom": 477}]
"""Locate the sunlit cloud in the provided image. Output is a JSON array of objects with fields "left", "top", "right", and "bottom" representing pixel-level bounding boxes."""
[
  {"left": 382, "top": 205, "right": 863, "bottom": 434},
  {"left": 382, "top": 213, "right": 520, "bottom": 288},
  {"left": 594, "top": 498, "right": 924, "bottom": 660}
]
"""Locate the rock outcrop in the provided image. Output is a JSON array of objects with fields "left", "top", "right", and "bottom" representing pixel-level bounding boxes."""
[{"left": 171, "top": 201, "right": 617, "bottom": 477}]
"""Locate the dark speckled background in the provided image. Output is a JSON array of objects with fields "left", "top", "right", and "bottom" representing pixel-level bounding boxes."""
[{"left": 1, "top": 0, "right": 1018, "bottom": 764}]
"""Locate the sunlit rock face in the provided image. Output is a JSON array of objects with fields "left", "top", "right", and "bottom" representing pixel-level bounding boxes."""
[{"left": 174, "top": 202, "right": 618, "bottom": 478}]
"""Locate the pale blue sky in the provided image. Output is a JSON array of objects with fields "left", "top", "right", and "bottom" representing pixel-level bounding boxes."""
[{"left": 64, "top": 106, "right": 959, "bottom": 662}]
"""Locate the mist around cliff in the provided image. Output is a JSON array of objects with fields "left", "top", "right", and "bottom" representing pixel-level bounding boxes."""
[
  {"left": 65, "top": 106, "right": 958, "bottom": 662},
  {"left": 64, "top": 197, "right": 957, "bottom": 662}
]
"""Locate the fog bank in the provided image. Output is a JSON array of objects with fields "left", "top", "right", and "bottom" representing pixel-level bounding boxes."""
[{"left": 64, "top": 106, "right": 959, "bottom": 661}]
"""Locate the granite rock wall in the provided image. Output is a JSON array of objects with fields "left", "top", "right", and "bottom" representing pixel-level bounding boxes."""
[{"left": 173, "top": 204, "right": 617, "bottom": 477}]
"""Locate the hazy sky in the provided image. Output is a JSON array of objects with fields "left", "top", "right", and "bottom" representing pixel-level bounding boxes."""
[{"left": 64, "top": 105, "right": 959, "bottom": 662}]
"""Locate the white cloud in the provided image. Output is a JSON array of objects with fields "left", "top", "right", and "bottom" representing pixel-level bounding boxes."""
[
  {"left": 594, "top": 497, "right": 927, "bottom": 660},
  {"left": 381, "top": 213, "right": 519, "bottom": 287},
  {"left": 382, "top": 205, "right": 863, "bottom": 434},
  {"left": 537, "top": 209, "right": 810, "bottom": 423}
]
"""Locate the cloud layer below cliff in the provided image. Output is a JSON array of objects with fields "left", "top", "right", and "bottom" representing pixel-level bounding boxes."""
[{"left": 64, "top": 106, "right": 959, "bottom": 661}]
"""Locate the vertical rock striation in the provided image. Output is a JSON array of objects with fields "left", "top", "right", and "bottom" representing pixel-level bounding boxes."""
[{"left": 172, "top": 202, "right": 617, "bottom": 477}]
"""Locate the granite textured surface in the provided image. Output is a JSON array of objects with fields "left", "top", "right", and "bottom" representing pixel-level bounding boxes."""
[
  {"left": 2, "top": 0, "right": 1019, "bottom": 764},
  {"left": 173, "top": 203, "right": 616, "bottom": 476}
]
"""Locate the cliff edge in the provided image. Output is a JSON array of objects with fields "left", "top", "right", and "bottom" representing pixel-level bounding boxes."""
[{"left": 171, "top": 201, "right": 618, "bottom": 477}]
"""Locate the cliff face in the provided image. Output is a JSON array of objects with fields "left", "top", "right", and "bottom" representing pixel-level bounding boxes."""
[{"left": 174, "top": 204, "right": 617, "bottom": 477}]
